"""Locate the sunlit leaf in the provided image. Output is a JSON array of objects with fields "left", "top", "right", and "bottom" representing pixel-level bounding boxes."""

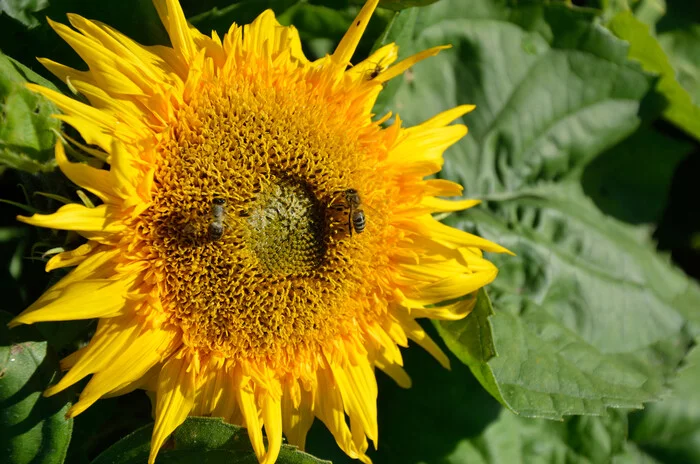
[
  {"left": 608, "top": 11, "right": 700, "bottom": 141},
  {"left": 390, "top": 0, "right": 700, "bottom": 419},
  {"left": 0, "top": 52, "right": 60, "bottom": 173}
]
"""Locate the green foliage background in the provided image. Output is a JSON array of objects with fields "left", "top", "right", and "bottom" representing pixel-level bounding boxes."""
[{"left": 1, "top": 0, "right": 700, "bottom": 462}]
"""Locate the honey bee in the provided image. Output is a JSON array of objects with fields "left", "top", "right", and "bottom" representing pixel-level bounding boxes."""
[
  {"left": 208, "top": 198, "right": 227, "bottom": 241},
  {"left": 332, "top": 188, "right": 365, "bottom": 236}
]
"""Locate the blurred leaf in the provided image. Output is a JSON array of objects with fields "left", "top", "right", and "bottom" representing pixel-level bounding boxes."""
[
  {"left": 189, "top": 0, "right": 299, "bottom": 38},
  {"left": 390, "top": 0, "right": 700, "bottom": 418},
  {"left": 657, "top": 1, "right": 700, "bottom": 107},
  {"left": 0, "top": 310, "right": 72, "bottom": 464},
  {"left": 0, "top": 0, "right": 48, "bottom": 28},
  {"left": 93, "top": 417, "right": 330, "bottom": 464},
  {"left": 441, "top": 408, "right": 629, "bottom": 463},
  {"left": 627, "top": 340, "right": 700, "bottom": 463},
  {"left": 277, "top": 2, "right": 393, "bottom": 61},
  {"left": 0, "top": 52, "right": 60, "bottom": 173},
  {"left": 608, "top": 11, "right": 700, "bottom": 141},
  {"left": 582, "top": 125, "right": 693, "bottom": 224},
  {"left": 350, "top": 0, "right": 440, "bottom": 11}
]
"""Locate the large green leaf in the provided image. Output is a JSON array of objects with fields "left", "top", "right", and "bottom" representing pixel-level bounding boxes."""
[
  {"left": 390, "top": 0, "right": 700, "bottom": 419},
  {"left": 93, "top": 417, "right": 330, "bottom": 464},
  {"left": 608, "top": 11, "right": 700, "bottom": 141},
  {"left": 444, "top": 183, "right": 698, "bottom": 417},
  {"left": 0, "top": 52, "right": 60, "bottom": 173},
  {"left": 0, "top": 311, "right": 73, "bottom": 464}
]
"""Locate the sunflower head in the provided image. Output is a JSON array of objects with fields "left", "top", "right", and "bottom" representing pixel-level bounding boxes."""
[{"left": 10, "top": 0, "right": 510, "bottom": 462}]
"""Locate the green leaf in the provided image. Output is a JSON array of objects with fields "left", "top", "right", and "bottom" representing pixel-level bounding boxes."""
[
  {"left": 440, "top": 408, "right": 630, "bottom": 463},
  {"left": 448, "top": 183, "right": 698, "bottom": 418},
  {"left": 627, "top": 339, "right": 700, "bottom": 462},
  {"left": 0, "top": 310, "right": 73, "bottom": 464},
  {"left": 0, "top": 52, "right": 60, "bottom": 173},
  {"left": 0, "top": 0, "right": 48, "bottom": 28},
  {"left": 389, "top": 0, "right": 700, "bottom": 419},
  {"left": 608, "top": 11, "right": 700, "bottom": 141},
  {"left": 434, "top": 289, "right": 505, "bottom": 407},
  {"left": 93, "top": 417, "right": 330, "bottom": 464},
  {"left": 657, "top": 2, "right": 700, "bottom": 107}
]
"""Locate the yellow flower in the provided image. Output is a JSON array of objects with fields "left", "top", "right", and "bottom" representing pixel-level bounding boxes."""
[{"left": 11, "top": 0, "right": 510, "bottom": 462}]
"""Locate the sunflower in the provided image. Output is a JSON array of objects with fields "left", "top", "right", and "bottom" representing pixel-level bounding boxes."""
[{"left": 10, "top": 0, "right": 510, "bottom": 462}]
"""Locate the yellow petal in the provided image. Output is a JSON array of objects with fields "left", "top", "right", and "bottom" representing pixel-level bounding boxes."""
[
  {"left": 234, "top": 367, "right": 265, "bottom": 461},
  {"left": 418, "top": 216, "right": 513, "bottom": 254},
  {"left": 315, "top": 368, "right": 360, "bottom": 460},
  {"left": 153, "top": 0, "right": 196, "bottom": 65},
  {"left": 18, "top": 203, "right": 123, "bottom": 234},
  {"left": 332, "top": 0, "right": 380, "bottom": 67},
  {"left": 399, "top": 315, "right": 450, "bottom": 369},
  {"left": 68, "top": 324, "right": 181, "bottom": 417},
  {"left": 210, "top": 365, "right": 239, "bottom": 421},
  {"left": 48, "top": 18, "right": 145, "bottom": 95},
  {"left": 149, "top": 352, "right": 196, "bottom": 464},
  {"left": 110, "top": 139, "right": 139, "bottom": 201},
  {"left": 10, "top": 275, "right": 136, "bottom": 327},
  {"left": 403, "top": 266, "right": 497, "bottom": 306},
  {"left": 45, "top": 314, "right": 140, "bottom": 396},
  {"left": 389, "top": 125, "right": 467, "bottom": 174},
  {"left": 45, "top": 242, "right": 97, "bottom": 272},
  {"left": 261, "top": 389, "right": 283, "bottom": 464},
  {"left": 374, "top": 356, "right": 411, "bottom": 388},
  {"left": 281, "top": 381, "right": 315, "bottom": 449},
  {"left": 330, "top": 359, "right": 378, "bottom": 444},
  {"left": 38, "top": 57, "right": 93, "bottom": 88},
  {"left": 413, "top": 104, "right": 476, "bottom": 131},
  {"left": 408, "top": 294, "right": 477, "bottom": 321},
  {"left": 55, "top": 142, "right": 114, "bottom": 203},
  {"left": 26, "top": 84, "right": 118, "bottom": 151},
  {"left": 421, "top": 197, "right": 480, "bottom": 213},
  {"left": 377, "top": 45, "right": 451, "bottom": 83},
  {"left": 423, "top": 179, "right": 464, "bottom": 197}
]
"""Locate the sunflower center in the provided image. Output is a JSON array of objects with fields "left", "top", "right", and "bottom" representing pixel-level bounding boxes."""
[
  {"left": 246, "top": 177, "right": 325, "bottom": 274},
  {"left": 138, "top": 66, "right": 377, "bottom": 367}
]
